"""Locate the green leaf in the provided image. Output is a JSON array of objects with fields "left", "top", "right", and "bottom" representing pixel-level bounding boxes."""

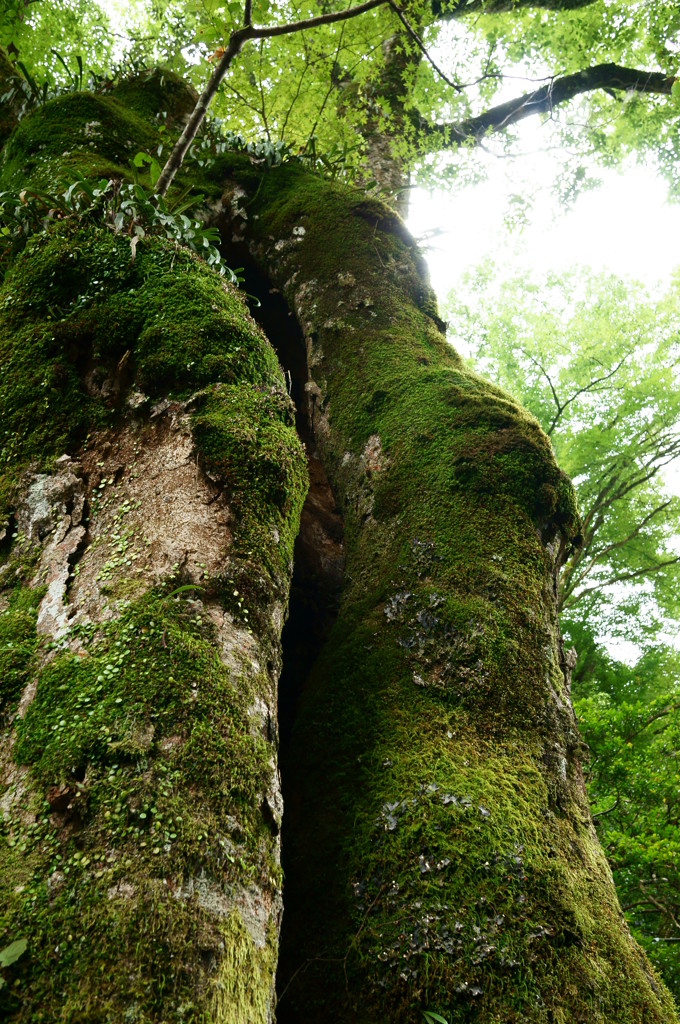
[
  {"left": 422, "top": 1013, "right": 450, "bottom": 1024},
  {"left": 149, "top": 159, "right": 162, "bottom": 188},
  {"left": 0, "top": 939, "right": 28, "bottom": 968}
]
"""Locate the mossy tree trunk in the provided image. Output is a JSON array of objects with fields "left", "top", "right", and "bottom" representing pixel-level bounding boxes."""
[
  {"left": 210, "top": 161, "right": 679, "bottom": 1024},
  {"left": 0, "top": 65, "right": 677, "bottom": 1024},
  {"left": 0, "top": 75, "right": 307, "bottom": 1024}
]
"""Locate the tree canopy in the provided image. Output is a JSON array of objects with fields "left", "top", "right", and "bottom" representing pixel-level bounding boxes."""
[{"left": 2, "top": 0, "right": 680, "bottom": 199}]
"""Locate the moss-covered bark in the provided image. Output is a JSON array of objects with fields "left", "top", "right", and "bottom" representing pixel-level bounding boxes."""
[
  {"left": 0, "top": 80, "right": 307, "bottom": 1022},
  {"left": 207, "top": 161, "right": 679, "bottom": 1023}
]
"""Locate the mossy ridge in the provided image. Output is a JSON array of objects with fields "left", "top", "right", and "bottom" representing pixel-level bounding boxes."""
[
  {"left": 210, "top": 913, "right": 279, "bottom": 1024},
  {"left": 0, "top": 88, "right": 306, "bottom": 1020},
  {"left": 191, "top": 383, "right": 309, "bottom": 593},
  {"left": 0, "top": 65, "right": 204, "bottom": 200},
  {"left": 220, "top": 161, "right": 677, "bottom": 1021},
  {"left": 0, "top": 584, "right": 44, "bottom": 721},
  {"left": 110, "top": 67, "right": 198, "bottom": 128},
  {"left": 0, "top": 91, "right": 159, "bottom": 192}
]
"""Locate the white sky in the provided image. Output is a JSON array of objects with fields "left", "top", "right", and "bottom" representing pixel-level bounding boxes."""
[{"left": 407, "top": 137, "right": 680, "bottom": 298}]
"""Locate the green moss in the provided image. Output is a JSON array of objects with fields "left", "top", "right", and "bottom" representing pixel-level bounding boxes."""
[
  {"left": 209, "top": 914, "right": 278, "bottom": 1024},
  {"left": 221, "top": 162, "right": 677, "bottom": 1022},
  {"left": 191, "top": 383, "right": 308, "bottom": 589},
  {"left": 0, "top": 584, "right": 43, "bottom": 719},
  {"left": 1, "top": 591, "right": 277, "bottom": 1022},
  {"left": 0, "top": 88, "right": 307, "bottom": 1020},
  {"left": 0, "top": 92, "right": 160, "bottom": 191},
  {"left": 0, "top": 224, "right": 294, "bottom": 523},
  {"left": 110, "top": 68, "right": 197, "bottom": 127}
]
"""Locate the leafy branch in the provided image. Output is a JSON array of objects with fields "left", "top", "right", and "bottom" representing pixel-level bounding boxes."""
[
  {"left": 415, "top": 63, "right": 678, "bottom": 150},
  {"left": 155, "top": 0, "right": 391, "bottom": 195}
]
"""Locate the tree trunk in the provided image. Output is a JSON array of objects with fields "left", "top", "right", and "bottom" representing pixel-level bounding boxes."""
[
  {"left": 0, "top": 75, "right": 307, "bottom": 1024},
  {"left": 0, "top": 68, "right": 677, "bottom": 1024}
]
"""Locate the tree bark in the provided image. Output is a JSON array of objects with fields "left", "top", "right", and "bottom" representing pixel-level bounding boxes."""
[{"left": 0, "top": 78, "right": 307, "bottom": 1023}]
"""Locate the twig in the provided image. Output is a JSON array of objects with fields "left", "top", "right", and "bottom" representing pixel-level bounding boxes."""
[{"left": 387, "top": 1, "right": 462, "bottom": 93}]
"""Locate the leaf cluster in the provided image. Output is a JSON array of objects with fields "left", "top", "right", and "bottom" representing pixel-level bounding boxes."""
[{"left": 0, "top": 177, "right": 240, "bottom": 282}]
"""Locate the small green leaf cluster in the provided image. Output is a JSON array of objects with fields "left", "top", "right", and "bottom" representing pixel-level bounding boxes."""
[
  {"left": 189, "top": 118, "right": 292, "bottom": 170},
  {"left": 0, "top": 177, "right": 240, "bottom": 283},
  {"left": 0, "top": 939, "right": 27, "bottom": 992},
  {"left": 188, "top": 115, "right": 368, "bottom": 185}
]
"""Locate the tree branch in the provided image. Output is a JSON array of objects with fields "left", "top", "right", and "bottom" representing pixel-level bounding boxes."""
[
  {"left": 624, "top": 703, "right": 680, "bottom": 744},
  {"left": 567, "top": 498, "right": 674, "bottom": 592},
  {"left": 432, "top": 0, "right": 597, "bottom": 17},
  {"left": 156, "top": 0, "right": 389, "bottom": 196},
  {"left": 415, "top": 63, "right": 677, "bottom": 149},
  {"left": 545, "top": 354, "right": 629, "bottom": 435},
  {"left": 387, "top": 1, "right": 463, "bottom": 92},
  {"left": 252, "top": 0, "right": 388, "bottom": 40},
  {"left": 564, "top": 554, "right": 680, "bottom": 607}
]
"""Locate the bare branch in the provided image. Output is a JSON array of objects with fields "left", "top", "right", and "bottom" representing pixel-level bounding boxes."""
[
  {"left": 415, "top": 63, "right": 677, "bottom": 150},
  {"left": 525, "top": 353, "right": 563, "bottom": 431},
  {"left": 432, "top": 0, "right": 598, "bottom": 18},
  {"left": 567, "top": 499, "right": 674, "bottom": 591},
  {"left": 564, "top": 554, "right": 680, "bottom": 607},
  {"left": 252, "top": 0, "right": 388, "bottom": 40},
  {"left": 624, "top": 703, "right": 680, "bottom": 744}
]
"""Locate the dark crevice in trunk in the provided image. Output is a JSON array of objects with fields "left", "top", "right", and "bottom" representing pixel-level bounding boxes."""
[
  {"left": 0, "top": 512, "right": 17, "bottom": 559},
  {"left": 228, "top": 252, "right": 345, "bottom": 747},
  {"left": 229, "top": 254, "right": 345, "bottom": 1013}
]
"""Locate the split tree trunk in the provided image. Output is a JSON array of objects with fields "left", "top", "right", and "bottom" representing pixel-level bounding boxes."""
[{"left": 0, "top": 63, "right": 677, "bottom": 1024}]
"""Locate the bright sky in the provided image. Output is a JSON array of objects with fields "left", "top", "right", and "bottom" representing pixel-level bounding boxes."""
[{"left": 407, "top": 133, "right": 680, "bottom": 300}]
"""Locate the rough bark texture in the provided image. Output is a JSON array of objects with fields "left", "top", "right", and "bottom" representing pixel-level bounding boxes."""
[
  {"left": 0, "top": 66, "right": 677, "bottom": 1024},
  {"left": 0, "top": 79, "right": 307, "bottom": 1022},
  {"left": 208, "top": 159, "right": 679, "bottom": 1023}
]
